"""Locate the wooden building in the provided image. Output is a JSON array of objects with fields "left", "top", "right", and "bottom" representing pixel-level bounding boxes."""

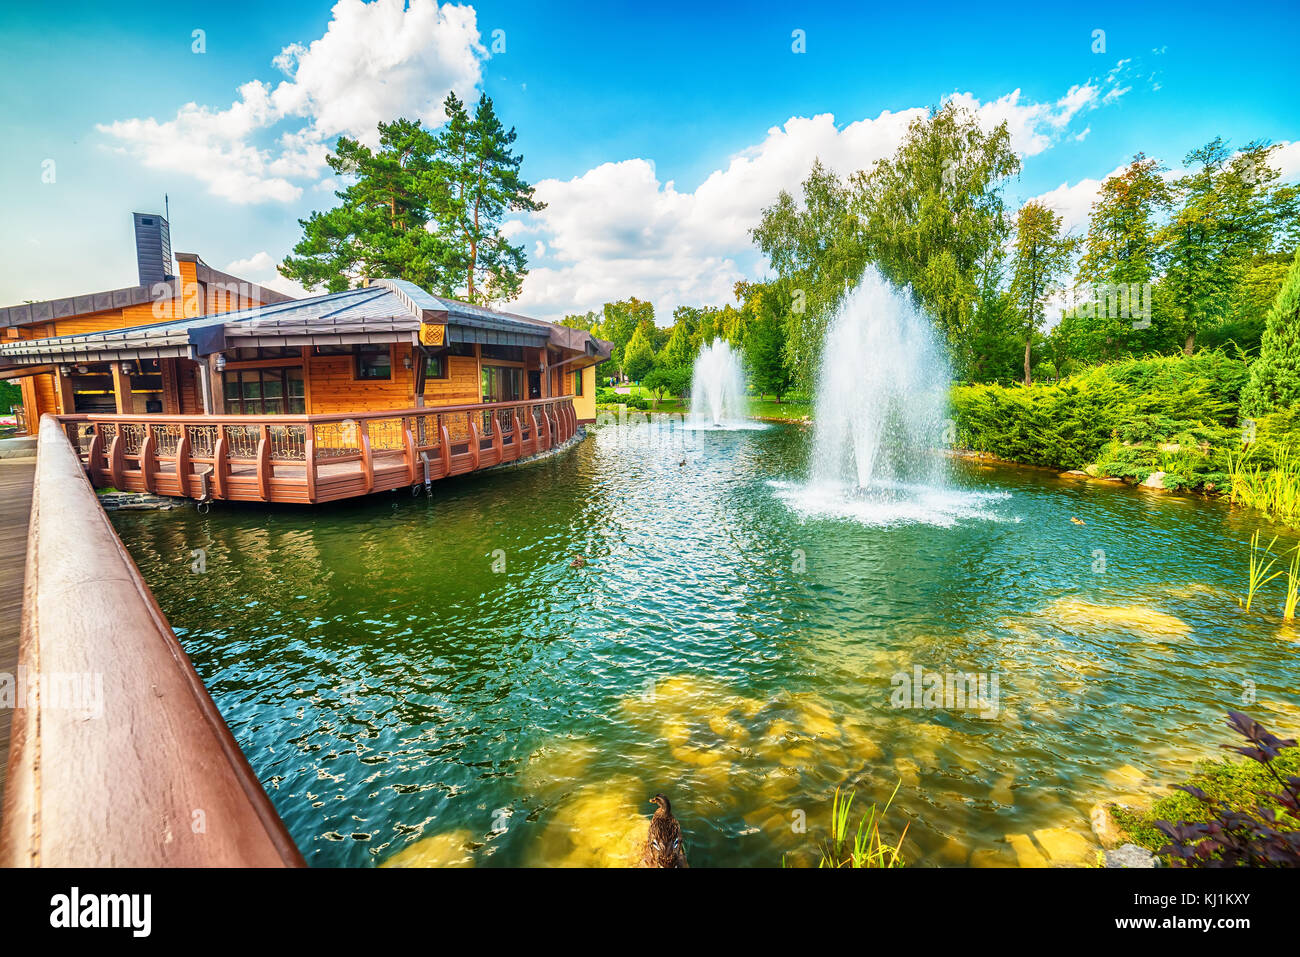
[{"left": 0, "top": 216, "right": 610, "bottom": 505}]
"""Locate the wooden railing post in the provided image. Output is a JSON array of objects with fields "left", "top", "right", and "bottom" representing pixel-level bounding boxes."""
[
  {"left": 176, "top": 427, "right": 191, "bottom": 498},
  {"left": 256, "top": 424, "right": 272, "bottom": 501},
  {"left": 403, "top": 416, "right": 418, "bottom": 484},
  {"left": 304, "top": 425, "right": 317, "bottom": 503},
  {"left": 139, "top": 426, "right": 157, "bottom": 493},
  {"left": 469, "top": 412, "right": 481, "bottom": 470},
  {"left": 359, "top": 420, "right": 374, "bottom": 494},
  {"left": 510, "top": 408, "right": 522, "bottom": 460},
  {"left": 212, "top": 425, "right": 227, "bottom": 500},
  {"left": 108, "top": 432, "right": 124, "bottom": 490},
  {"left": 492, "top": 411, "right": 504, "bottom": 461},
  {"left": 87, "top": 428, "right": 103, "bottom": 486}
]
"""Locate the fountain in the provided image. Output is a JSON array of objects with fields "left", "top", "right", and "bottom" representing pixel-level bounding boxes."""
[
  {"left": 687, "top": 339, "right": 755, "bottom": 430},
  {"left": 777, "top": 267, "right": 1005, "bottom": 525}
]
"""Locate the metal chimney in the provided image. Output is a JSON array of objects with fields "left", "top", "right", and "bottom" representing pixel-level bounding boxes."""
[{"left": 132, "top": 212, "right": 173, "bottom": 286}]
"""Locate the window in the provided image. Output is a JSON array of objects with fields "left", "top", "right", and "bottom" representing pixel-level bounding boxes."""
[
  {"left": 424, "top": 352, "right": 448, "bottom": 380},
  {"left": 573, "top": 366, "right": 584, "bottom": 396},
  {"left": 222, "top": 368, "right": 305, "bottom": 415},
  {"left": 481, "top": 365, "right": 523, "bottom": 403},
  {"left": 448, "top": 341, "right": 476, "bottom": 357},
  {"left": 355, "top": 345, "right": 391, "bottom": 380},
  {"left": 313, "top": 345, "right": 352, "bottom": 356},
  {"left": 481, "top": 344, "right": 524, "bottom": 362},
  {"left": 232, "top": 346, "right": 299, "bottom": 362}
]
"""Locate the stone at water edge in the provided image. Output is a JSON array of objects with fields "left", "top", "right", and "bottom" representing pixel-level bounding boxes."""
[
  {"left": 1141, "top": 471, "right": 1168, "bottom": 490},
  {"left": 1089, "top": 801, "right": 1129, "bottom": 849},
  {"left": 1084, "top": 464, "right": 1101, "bottom": 477},
  {"left": 1104, "top": 843, "right": 1157, "bottom": 868}
]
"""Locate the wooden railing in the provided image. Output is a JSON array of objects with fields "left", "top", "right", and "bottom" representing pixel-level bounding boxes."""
[
  {"left": 54, "top": 396, "right": 579, "bottom": 505},
  {"left": 1, "top": 417, "right": 304, "bottom": 866}
]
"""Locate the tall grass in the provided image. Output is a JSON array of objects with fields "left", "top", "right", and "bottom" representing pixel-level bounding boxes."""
[
  {"left": 1228, "top": 446, "right": 1300, "bottom": 526},
  {"left": 1239, "top": 530, "right": 1284, "bottom": 613},
  {"left": 1284, "top": 546, "right": 1300, "bottom": 624},
  {"left": 817, "top": 782, "right": 908, "bottom": 868}
]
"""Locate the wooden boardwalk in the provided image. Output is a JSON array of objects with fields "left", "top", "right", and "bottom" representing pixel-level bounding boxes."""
[{"left": 0, "top": 457, "right": 35, "bottom": 809}]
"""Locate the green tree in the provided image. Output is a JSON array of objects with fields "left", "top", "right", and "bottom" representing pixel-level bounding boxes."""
[
  {"left": 1160, "top": 139, "right": 1282, "bottom": 354},
  {"left": 599, "top": 298, "right": 655, "bottom": 375},
  {"left": 850, "top": 103, "right": 1021, "bottom": 357},
  {"left": 622, "top": 322, "right": 656, "bottom": 382},
  {"left": 1010, "top": 201, "right": 1077, "bottom": 385},
  {"left": 659, "top": 320, "right": 697, "bottom": 370},
  {"left": 281, "top": 118, "right": 450, "bottom": 292},
  {"left": 433, "top": 92, "right": 545, "bottom": 304},
  {"left": 1242, "top": 248, "right": 1300, "bottom": 415}
]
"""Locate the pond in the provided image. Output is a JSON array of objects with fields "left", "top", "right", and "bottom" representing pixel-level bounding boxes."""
[{"left": 110, "top": 421, "right": 1300, "bottom": 867}]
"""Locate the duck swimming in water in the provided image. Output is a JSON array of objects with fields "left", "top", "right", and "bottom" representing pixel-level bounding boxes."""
[{"left": 643, "top": 793, "right": 688, "bottom": 868}]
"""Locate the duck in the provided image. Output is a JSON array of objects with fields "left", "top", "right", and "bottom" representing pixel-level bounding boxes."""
[
  {"left": 1070, "top": 516, "right": 1085, "bottom": 526},
  {"left": 570, "top": 554, "right": 587, "bottom": 568},
  {"left": 642, "top": 793, "right": 688, "bottom": 868},
  {"left": 679, "top": 459, "right": 686, "bottom": 467}
]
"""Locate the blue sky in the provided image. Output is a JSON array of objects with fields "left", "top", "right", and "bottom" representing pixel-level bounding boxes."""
[{"left": 2, "top": 0, "right": 1297, "bottom": 321}]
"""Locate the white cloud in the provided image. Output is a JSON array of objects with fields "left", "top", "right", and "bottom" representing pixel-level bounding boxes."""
[
  {"left": 98, "top": 0, "right": 485, "bottom": 203},
  {"left": 225, "top": 251, "right": 310, "bottom": 299},
  {"left": 512, "top": 78, "right": 1126, "bottom": 324}
]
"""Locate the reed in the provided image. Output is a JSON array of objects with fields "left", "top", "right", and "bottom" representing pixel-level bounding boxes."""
[
  {"left": 1239, "top": 530, "right": 1284, "bottom": 613},
  {"left": 1284, "top": 545, "right": 1300, "bottom": 624},
  {"left": 818, "top": 781, "right": 908, "bottom": 868},
  {"left": 1227, "top": 446, "right": 1300, "bottom": 526}
]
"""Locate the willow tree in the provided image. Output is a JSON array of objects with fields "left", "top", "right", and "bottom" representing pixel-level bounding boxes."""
[
  {"left": 752, "top": 103, "right": 1020, "bottom": 383},
  {"left": 1010, "top": 201, "right": 1078, "bottom": 385}
]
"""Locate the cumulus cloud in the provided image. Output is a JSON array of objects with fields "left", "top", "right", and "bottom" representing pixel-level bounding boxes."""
[
  {"left": 225, "top": 251, "right": 310, "bottom": 299},
  {"left": 511, "top": 73, "right": 1129, "bottom": 324},
  {"left": 98, "top": 0, "right": 485, "bottom": 203}
]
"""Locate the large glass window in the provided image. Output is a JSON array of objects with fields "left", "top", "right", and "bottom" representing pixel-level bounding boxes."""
[
  {"left": 223, "top": 367, "right": 306, "bottom": 414},
  {"left": 481, "top": 365, "right": 523, "bottom": 403},
  {"left": 573, "top": 366, "right": 583, "bottom": 396}
]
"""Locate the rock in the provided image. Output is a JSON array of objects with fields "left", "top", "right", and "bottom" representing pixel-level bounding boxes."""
[
  {"left": 1084, "top": 464, "right": 1101, "bottom": 477},
  {"left": 1089, "top": 801, "right": 1129, "bottom": 849},
  {"left": 1141, "top": 471, "right": 1167, "bottom": 490},
  {"left": 1060, "top": 469, "right": 1088, "bottom": 477},
  {"left": 1104, "top": 843, "right": 1157, "bottom": 868}
]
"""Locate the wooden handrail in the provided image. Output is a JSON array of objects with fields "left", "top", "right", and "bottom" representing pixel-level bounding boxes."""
[
  {"left": 52, "top": 395, "right": 579, "bottom": 506},
  {"left": 0, "top": 416, "right": 304, "bottom": 867}
]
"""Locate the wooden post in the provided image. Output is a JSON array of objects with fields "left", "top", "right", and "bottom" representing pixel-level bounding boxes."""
[
  {"left": 304, "top": 426, "right": 317, "bottom": 503},
  {"left": 438, "top": 418, "right": 451, "bottom": 478},
  {"left": 197, "top": 361, "right": 215, "bottom": 415},
  {"left": 256, "top": 424, "right": 271, "bottom": 501},
  {"left": 510, "top": 408, "right": 522, "bottom": 460},
  {"left": 403, "top": 416, "right": 418, "bottom": 484},
  {"left": 176, "top": 427, "right": 192, "bottom": 498},
  {"left": 140, "top": 425, "right": 156, "bottom": 494},
  {"left": 207, "top": 355, "right": 225, "bottom": 414},
  {"left": 54, "top": 366, "right": 75, "bottom": 415},
  {"left": 469, "top": 413, "right": 481, "bottom": 470},
  {"left": 108, "top": 432, "right": 124, "bottom": 489},
  {"left": 212, "top": 425, "right": 227, "bottom": 500},
  {"left": 87, "top": 428, "right": 103, "bottom": 486},
  {"left": 112, "top": 363, "right": 134, "bottom": 414},
  {"left": 359, "top": 420, "right": 374, "bottom": 494}
]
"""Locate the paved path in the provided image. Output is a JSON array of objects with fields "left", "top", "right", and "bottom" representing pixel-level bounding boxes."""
[{"left": 0, "top": 457, "right": 35, "bottom": 809}]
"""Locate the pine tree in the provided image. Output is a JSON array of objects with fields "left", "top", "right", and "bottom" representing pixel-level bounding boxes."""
[
  {"left": 622, "top": 323, "right": 657, "bottom": 382},
  {"left": 1242, "top": 248, "right": 1300, "bottom": 416},
  {"left": 433, "top": 93, "right": 545, "bottom": 304}
]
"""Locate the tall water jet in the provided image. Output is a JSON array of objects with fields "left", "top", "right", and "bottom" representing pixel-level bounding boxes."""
[
  {"left": 809, "top": 268, "right": 950, "bottom": 491},
  {"left": 776, "top": 267, "right": 1001, "bottom": 526},
  {"left": 688, "top": 339, "right": 751, "bottom": 429}
]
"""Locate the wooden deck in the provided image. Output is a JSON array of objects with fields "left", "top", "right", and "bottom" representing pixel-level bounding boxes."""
[
  {"left": 54, "top": 395, "right": 579, "bottom": 506},
  {"left": 0, "top": 457, "right": 35, "bottom": 810}
]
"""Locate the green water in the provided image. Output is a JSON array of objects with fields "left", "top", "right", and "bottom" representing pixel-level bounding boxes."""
[{"left": 111, "top": 423, "right": 1300, "bottom": 867}]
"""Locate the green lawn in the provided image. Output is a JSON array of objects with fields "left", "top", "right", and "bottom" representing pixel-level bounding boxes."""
[{"left": 595, "top": 388, "right": 810, "bottom": 420}]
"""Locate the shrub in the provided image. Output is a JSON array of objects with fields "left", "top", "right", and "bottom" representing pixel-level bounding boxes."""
[{"left": 1242, "top": 248, "right": 1300, "bottom": 416}]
